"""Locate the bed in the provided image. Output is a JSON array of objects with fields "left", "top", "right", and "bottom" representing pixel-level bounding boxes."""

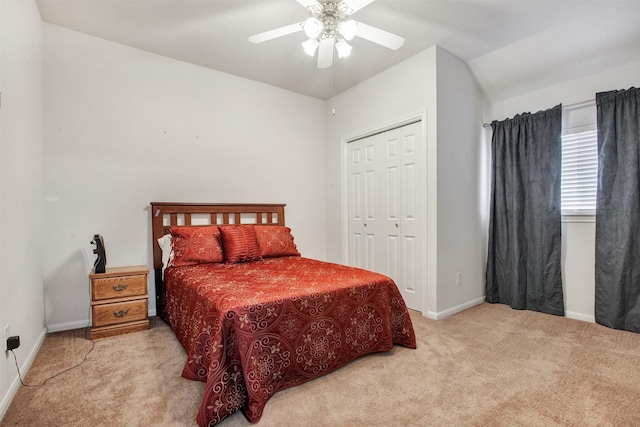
[{"left": 150, "top": 202, "right": 416, "bottom": 426}]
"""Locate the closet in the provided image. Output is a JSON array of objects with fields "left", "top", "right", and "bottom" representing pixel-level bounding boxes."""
[{"left": 347, "top": 120, "right": 425, "bottom": 311}]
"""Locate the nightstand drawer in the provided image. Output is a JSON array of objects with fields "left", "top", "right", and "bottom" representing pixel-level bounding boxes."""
[
  {"left": 92, "top": 274, "right": 147, "bottom": 301},
  {"left": 92, "top": 299, "right": 148, "bottom": 328}
]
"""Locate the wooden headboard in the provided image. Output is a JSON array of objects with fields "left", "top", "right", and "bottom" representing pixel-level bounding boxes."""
[{"left": 150, "top": 202, "right": 286, "bottom": 318}]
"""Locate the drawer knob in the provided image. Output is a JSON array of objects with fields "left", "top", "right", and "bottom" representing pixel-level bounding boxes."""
[
  {"left": 113, "top": 308, "right": 130, "bottom": 318},
  {"left": 113, "top": 283, "right": 128, "bottom": 291}
]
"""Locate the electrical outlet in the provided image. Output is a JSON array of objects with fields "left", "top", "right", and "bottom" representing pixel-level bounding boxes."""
[
  {"left": 3, "top": 325, "right": 10, "bottom": 351},
  {"left": 456, "top": 272, "right": 462, "bottom": 286}
]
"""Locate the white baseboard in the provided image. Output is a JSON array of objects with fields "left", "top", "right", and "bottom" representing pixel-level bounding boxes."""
[
  {"left": 566, "top": 310, "right": 595, "bottom": 323},
  {"left": 425, "top": 296, "right": 486, "bottom": 320},
  {"left": 0, "top": 327, "right": 47, "bottom": 421},
  {"left": 47, "top": 319, "right": 90, "bottom": 333},
  {"left": 425, "top": 300, "right": 596, "bottom": 324}
]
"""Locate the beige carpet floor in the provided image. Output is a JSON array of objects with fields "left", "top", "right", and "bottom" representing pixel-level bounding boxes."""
[{"left": 2, "top": 303, "right": 640, "bottom": 427}]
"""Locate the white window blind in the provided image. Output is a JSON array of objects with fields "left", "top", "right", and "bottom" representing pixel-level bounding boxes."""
[{"left": 561, "top": 129, "right": 598, "bottom": 216}]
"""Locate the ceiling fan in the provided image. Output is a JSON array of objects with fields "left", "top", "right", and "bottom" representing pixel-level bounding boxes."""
[{"left": 248, "top": 0, "right": 405, "bottom": 69}]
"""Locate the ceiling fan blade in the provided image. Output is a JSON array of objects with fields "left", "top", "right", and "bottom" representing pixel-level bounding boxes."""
[
  {"left": 317, "top": 37, "right": 335, "bottom": 69},
  {"left": 354, "top": 22, "right": 405, "bottom": 50},
  {"left": 296, "top": 0, "right": 321, "bottom": 10},
  {"left": 248, "top": 22, "right": 303, "bottom": 44},
  {"left": 343, "top": 0, "right": 375, "bottom": 14}
]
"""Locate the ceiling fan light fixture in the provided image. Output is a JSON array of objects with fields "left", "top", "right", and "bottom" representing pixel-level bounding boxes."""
[
  {"left": 302, "top": 38, "right": 320, "bottom": 56},
  {"left": 335, "top": 38, "right": 352, "bottom": 58},
  {"left": 337, "top": 20, "right": 358, "bottom": 41},
  {"left": 249, "top": 0, "right": 405, "bottom": 69},
  {"left": 304, "top": 17, "right": 324, "bottom": 38}
]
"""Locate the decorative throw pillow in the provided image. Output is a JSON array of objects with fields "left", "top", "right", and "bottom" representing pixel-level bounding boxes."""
[
  {"left": 254, "top": 225, "right": 301, "bottom": 258},
  {"left": 170, "top": 226, "right": 224, "bottom": 266},
  {"left": 218, "top": 224, "right": 262, "bottom": 263}
]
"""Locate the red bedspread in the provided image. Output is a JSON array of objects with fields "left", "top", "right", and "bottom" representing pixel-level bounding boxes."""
[{"left": 165, "top": 256, "right": 416, "bottom": 426}]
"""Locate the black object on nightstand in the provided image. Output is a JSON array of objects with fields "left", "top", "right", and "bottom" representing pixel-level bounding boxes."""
[{"left": 91, "top": 234, "right": 107, "bottom": 274}]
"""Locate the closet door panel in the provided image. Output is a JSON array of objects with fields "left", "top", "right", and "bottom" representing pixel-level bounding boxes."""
[{"left": 347, "top": 121, "right": 424, "bottom": 312}]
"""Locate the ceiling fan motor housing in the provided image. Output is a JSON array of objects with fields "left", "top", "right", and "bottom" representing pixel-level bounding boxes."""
[{"left": 306, "top": 0, "right": 352, "bottom": 40}]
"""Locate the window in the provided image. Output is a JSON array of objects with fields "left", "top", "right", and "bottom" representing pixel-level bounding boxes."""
[{"left": 561, "top": 128, "right": 598, "bottom": 216}]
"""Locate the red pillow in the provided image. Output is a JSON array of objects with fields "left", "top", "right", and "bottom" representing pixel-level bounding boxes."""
[
  {"left": 170, "top": 226, "right": 224, "bottom": 266},
  {"left": 218, "top": 225, "right": 262, "bottom": 263},
  {"left": 254, "top": 225, "right": 301, "bottom": 258}
]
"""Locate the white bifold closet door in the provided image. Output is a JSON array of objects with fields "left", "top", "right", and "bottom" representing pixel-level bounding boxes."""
[{"left": 347, "top": 121, "right": 424, "bottom": 312}]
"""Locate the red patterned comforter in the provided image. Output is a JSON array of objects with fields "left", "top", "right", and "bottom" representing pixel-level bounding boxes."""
[{"left": 165, "top": 256, "right": 416, "bottom": 426}]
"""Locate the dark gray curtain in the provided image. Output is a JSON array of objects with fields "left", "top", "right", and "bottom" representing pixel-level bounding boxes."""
[
  {"left": 486, "top": 105, "right": 564, "bottom": 316},
  {"left": 595, "top": 87, "right": 640, "bottom": 332}
]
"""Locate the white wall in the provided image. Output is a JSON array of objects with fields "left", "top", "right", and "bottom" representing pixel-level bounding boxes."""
[
  {"left": 325, "top": 46, "right": 486, "bottom": 319},
  {"left": 0, "top": 0, "right": 46, "bottom": 419},
  {"left": 488, "top": 59, "right": 640, "bottom": 322},
  {"left": 434, "top": 48, "right": 486, "bottom": 316},
  {"left": 43, "top": 24, "right": 327, "bottom": 331}
]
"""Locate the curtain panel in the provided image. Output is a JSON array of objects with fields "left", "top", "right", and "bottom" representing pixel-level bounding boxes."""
[
  {"left": 486, "top": 105, "right": 564, "bottom": 316},
  {"left": 595, "top": 87, "right": 640, "bottom": 333}
]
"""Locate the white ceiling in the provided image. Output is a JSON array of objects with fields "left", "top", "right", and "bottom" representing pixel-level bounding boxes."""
[{"left": 36, "top": 0, "right": 640, "bottom": 100}]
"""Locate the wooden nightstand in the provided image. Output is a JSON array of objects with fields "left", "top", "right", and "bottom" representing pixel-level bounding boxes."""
[{"left": 89, "top": 265, "right": 150, "bottom": 339}]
